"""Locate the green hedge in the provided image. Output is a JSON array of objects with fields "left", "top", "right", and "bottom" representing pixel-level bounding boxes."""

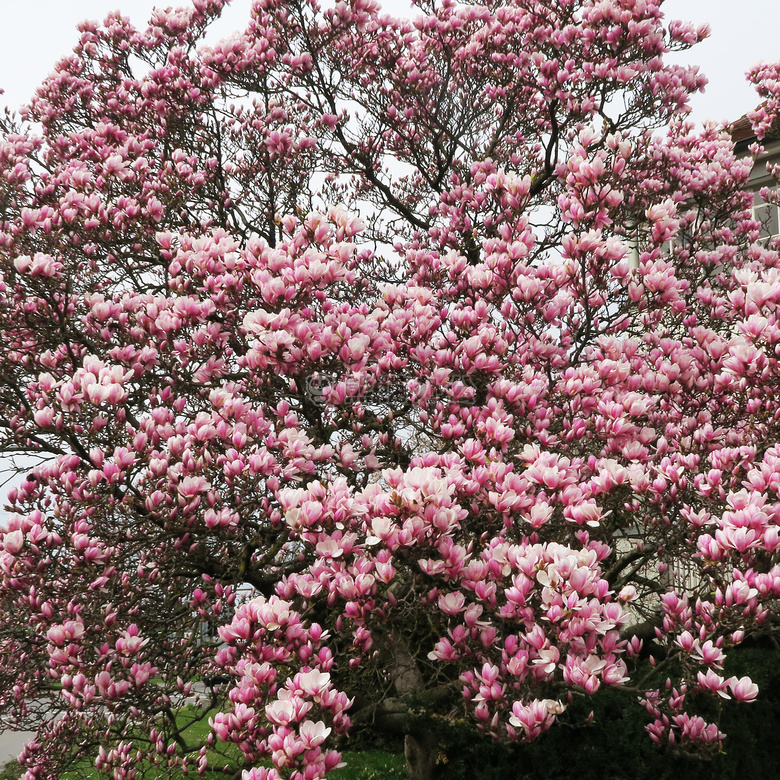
[{"left": 405, "top": 641, "right": 780, "bottom": 780}]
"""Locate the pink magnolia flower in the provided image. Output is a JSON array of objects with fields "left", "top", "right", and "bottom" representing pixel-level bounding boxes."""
[
  {"left": 298, "top": 719, "right": 331, "bottom": 749},
  {"left": 729, "top": 676, "right": 759, "bottom": 702},
  {"left": 2, "top": 529, "right": 24, "bottom": 554}
]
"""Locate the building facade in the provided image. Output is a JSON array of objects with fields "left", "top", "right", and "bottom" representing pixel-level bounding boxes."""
[{"left": 731, "top": 114, "right": 780, "bottom": 245}]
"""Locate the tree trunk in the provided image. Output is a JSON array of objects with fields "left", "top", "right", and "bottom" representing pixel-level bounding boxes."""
[
  {"left": 384, "top": 630, "right": 440, "bottom": 779},
  {"left": 404, "top": 730, "right": 439, "bottom": 780}
]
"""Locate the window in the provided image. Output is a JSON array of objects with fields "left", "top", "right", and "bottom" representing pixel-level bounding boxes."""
[{"left": 753, "top": 189, "right": 780, "bottom": 243}]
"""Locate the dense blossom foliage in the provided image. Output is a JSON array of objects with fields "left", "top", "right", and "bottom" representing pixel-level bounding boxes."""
[{"left": 1, "top": 0, "right": 780, "bottom": 777}]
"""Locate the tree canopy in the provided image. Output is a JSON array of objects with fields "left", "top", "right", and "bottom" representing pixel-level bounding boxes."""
[{"left": 1, "top": 1, "right": 780, "bottom": 778}]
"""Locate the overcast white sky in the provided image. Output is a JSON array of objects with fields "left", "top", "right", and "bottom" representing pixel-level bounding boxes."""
[{"left": 0, "top": 0, "right": 777, "bottom": 126}]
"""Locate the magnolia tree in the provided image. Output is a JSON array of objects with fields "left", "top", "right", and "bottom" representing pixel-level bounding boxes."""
[{"left": 1, "top": 0, "right": 780, "bottom": 777}]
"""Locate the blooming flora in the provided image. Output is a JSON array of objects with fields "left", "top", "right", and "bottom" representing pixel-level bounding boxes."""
[{"left": 0, "top": 0, "right": 779, "bottom": 777}]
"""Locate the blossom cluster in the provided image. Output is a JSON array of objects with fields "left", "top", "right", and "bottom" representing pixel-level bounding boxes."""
[{"left": 0, "top": 0, "right": 779, "bottom": 777}]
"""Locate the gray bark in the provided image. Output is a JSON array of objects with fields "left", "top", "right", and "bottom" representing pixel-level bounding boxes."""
[{"left": 404, "top": 730, "right": 439, "bottom": 780}]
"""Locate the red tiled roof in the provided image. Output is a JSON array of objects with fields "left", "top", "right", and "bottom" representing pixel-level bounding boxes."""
[
  {"left": 730, "top": 114, "right": 755, "bottom": 144},
  {"left": 729, "top": 101, "right": 779, "bottom": 145}
]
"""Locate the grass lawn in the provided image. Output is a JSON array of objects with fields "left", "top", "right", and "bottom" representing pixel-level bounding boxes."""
[{"left": 331, "top": 750, "right": 407, "bottom": 780}]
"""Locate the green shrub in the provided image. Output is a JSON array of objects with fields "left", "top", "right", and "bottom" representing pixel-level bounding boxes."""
[
  {"left": 400, "top": 641, "right": 780, "bottom": 780},
  {"left": 0, "top": 760, "right": 22, "bottom": 780}
]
